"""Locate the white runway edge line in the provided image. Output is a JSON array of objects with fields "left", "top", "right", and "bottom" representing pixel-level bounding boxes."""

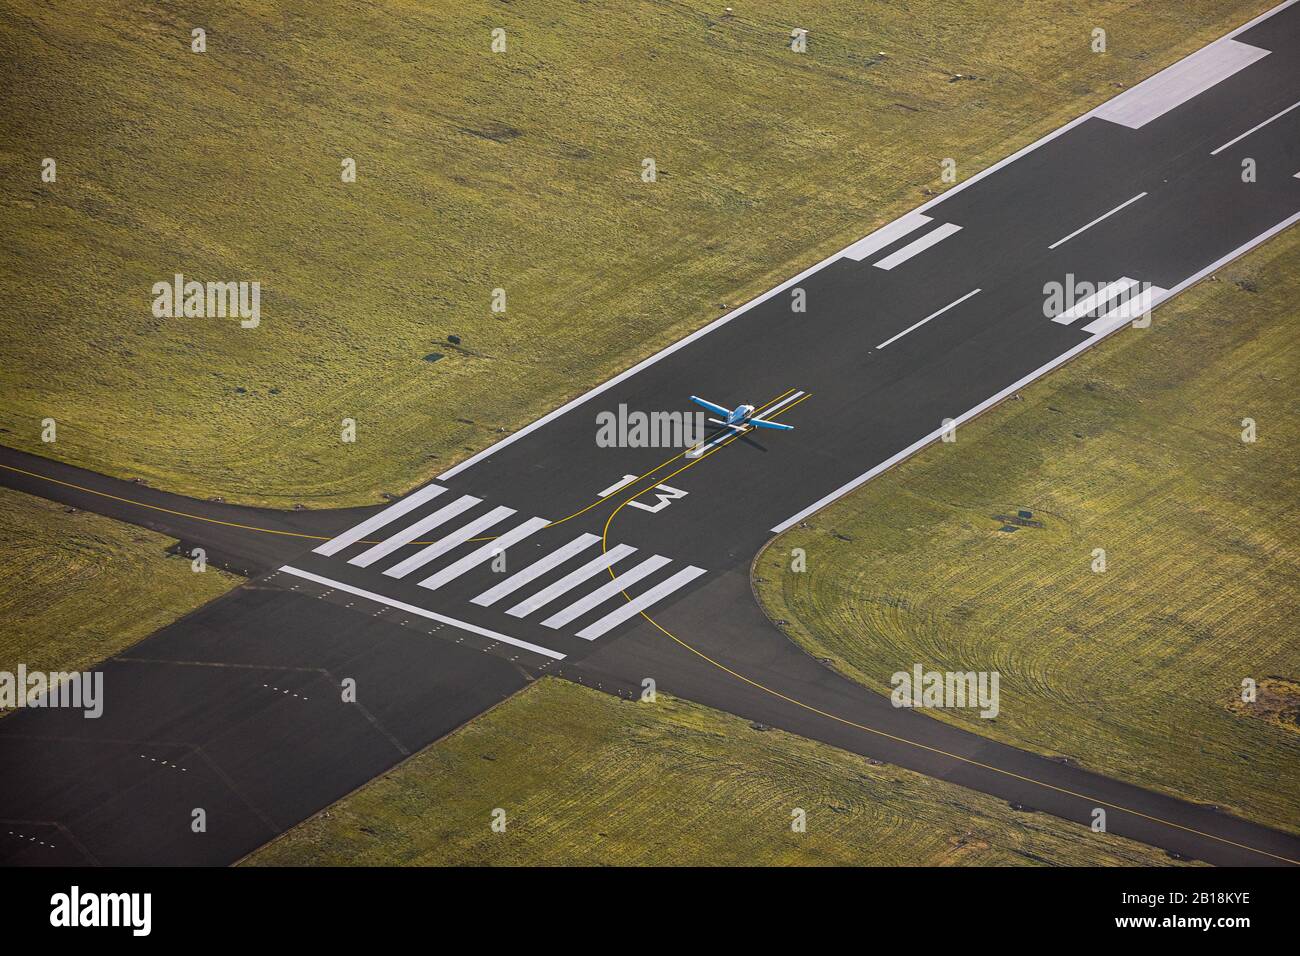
[
  {"left": 313, "top": 484, "right": 446, "bottom": 556},
  {"left": 1048, "top": 192, "right": 1147, "bottom": 250},
  {"left": 877, "top": 288, "right": 981, "bottom": 349},
  {"left": 439, "top": 0, "right": 1297, "bottom": 484},
  {"left": 772, "top": 210, "right": 1300, "bottom": 533},
  {"left": 277, "top": 567, "right": 566, "bottom": 661},
  {"left": 1210, "top": 98, "right": 1300, "bottom": 155}
]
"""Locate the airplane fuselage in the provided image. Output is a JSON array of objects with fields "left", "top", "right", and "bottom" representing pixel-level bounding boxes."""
[{"left": 689, "top": 394, "right": 795, "bottom": 433}]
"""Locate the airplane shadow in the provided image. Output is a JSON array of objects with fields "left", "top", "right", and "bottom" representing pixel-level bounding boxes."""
[{"left": 699, "top": 426, "right": 769, "bottom": 453}]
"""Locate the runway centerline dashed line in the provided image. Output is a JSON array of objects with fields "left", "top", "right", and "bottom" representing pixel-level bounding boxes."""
[
  {"left": 877, "top": 288, "right": 981, "bottom": 349},
  {"left": 1210, "top": 97, "right": 1300, "bottom": 155},
  {"left": 1047, "top": 192, "right": 1147, "bottom": 249}
]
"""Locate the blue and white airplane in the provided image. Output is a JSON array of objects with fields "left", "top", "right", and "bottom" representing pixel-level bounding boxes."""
[{"left": 689, "top": 395, "right": 794, "bottom": 432}]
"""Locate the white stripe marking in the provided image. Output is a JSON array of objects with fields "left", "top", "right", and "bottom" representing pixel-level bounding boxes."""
[
  {"left": 437, "top": 1, "right": 1298, "bottom": 483},
  {"left": 471, "top": 533, "right": 601, "bottom": 607},
  {"left": 417, "top": 516, "right": 551, "bottom": 591},
  {"left": 576, "top": 566, "right": 708, "bottom": 640},
  {"left": 383, "top": 505, "right": 516, "bottom": 579},
  {"left": 842, "top": 212, "right": 932, "bottom": 261},
  {"left": 1211, "top": 98, "right": 1300, "bottom": 155},
  {"left": 540, "top": 555, "right": 673, "bottom": 630},
  {"left": 278, "top": 567, "right": 565, "bottom": 660},
  {"left": 1051, "top": 278, "right": 1138, "bottom": 325},
  {"left": 1047, "top": 192, "right": 1147, "bottom": 250},
  {"left": 349, "top": 495, "right": 481, "bottom": 568},
  {"left": 771, "top": 210, "right": 1300, "bottom": 533},
  {"left": 874, "top": 222, "right": 963, "bottom": 270},
  {"left": 313, "top": 484, "right": 446, "bottom": 556},
  {"left": 877, "top": 289, "right": 981, "bottom": 349},
  {"left": 687, "top": 426, "right": 744, "bottom": 457},
  {"left": 1080, "top": 285, "right": 1167, "bottom": 335},
  {"left": 507, "top": 544, "right": 638, "bottom": 618}
]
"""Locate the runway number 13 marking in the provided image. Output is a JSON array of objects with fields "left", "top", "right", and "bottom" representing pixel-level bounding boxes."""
[
  {"left": 630, "top": 483, "right": 688, "bottom": 513},
  {"left": 598, "top": 475, "right": 689, "bottom": 514}
]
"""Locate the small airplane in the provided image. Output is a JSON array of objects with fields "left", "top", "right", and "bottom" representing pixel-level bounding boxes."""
[{"left": 690, "top": 395, "right": 794, "bottom": 432}]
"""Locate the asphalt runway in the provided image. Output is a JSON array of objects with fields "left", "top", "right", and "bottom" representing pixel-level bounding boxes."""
[{"left": 2, "top": 1, "right": 1298, "bottom": 866}]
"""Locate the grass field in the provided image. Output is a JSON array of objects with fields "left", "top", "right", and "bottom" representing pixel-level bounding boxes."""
[
  {"left": 755, "top": 227, "right": 1300, "bottom": 835},
  {"left": 244, "top": 677, "right": 1184, "bottom": 866},
  {"left": 0, "top": 0, "right": 1271, "bottom": 507},
  {"left": 0, "top": 486, "right": 238, "bottom": 687}
]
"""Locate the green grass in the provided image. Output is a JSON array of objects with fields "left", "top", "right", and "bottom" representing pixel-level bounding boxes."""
[
  {"left": 0, "top": 0, "right": 1271, "bottom": 507},
  {"left": 0, "top": 486, "right": 239, "bottom": 686},
  {"left": 244, "top": 677, "right": 1185, "bottom": 866},
  {"left": 755, "top": 227, "right": 1300, "bottom": 835}
]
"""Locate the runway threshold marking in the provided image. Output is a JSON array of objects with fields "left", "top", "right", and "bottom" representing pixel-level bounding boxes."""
[
  {"left": 1047, "top": 192, "right": 1147, "bottom": 250},
  {"left": 593, "top": 390, "right": 1296, "bottom": 866},
  {"left": 536, "top": 388, "right": 800, "bottom": 528}
]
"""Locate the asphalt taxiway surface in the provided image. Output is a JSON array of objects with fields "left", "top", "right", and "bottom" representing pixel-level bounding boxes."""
[{"left": 3, "top": 2, "right": 1298, "bottom": 866}]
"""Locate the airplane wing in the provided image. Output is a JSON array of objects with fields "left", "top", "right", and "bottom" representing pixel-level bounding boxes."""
[
  {"left": 748, "top": 418, "right": 794, "bottom": 431},
  {"left": 690, "top": 395, "right": 732, "bottom": 417}
]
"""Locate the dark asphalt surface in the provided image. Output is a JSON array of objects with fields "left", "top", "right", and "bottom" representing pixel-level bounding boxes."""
[
  {"left": 2, "top": 2, "right": 1298, "bottom": 866},
  {"left": 0, "top": 445, "right": 365, "bottom": 575}
]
